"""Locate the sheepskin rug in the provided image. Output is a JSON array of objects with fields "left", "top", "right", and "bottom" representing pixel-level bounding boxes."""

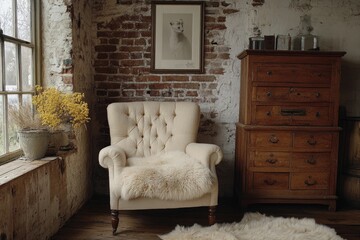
[
  {"left": 117, "top": 151, "right": 215, "bottom": 201},
  {"left": 159, "top": 212, "right": 344, "bottom": 240}
]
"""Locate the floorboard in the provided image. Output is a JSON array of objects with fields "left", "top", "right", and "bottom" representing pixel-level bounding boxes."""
[{"left": 51, "top": 196, "right": 360, "bottom": 240}]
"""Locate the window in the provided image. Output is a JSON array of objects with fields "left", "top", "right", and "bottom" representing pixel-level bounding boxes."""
[{"left": 0, "top": 0, "right": 39, "bottom": 164}]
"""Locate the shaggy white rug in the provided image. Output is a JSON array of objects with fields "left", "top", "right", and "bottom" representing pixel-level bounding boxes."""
[
  {"left": 118, "top": 151, "right": 214, "bottom": 201},
  {"left": 159, "top": 212, "right": 344, "bottom": 240}
]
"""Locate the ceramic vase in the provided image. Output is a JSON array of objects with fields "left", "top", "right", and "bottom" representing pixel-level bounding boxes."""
[{"left": 18, "top": 129, "right": 49, "bottom": 160}]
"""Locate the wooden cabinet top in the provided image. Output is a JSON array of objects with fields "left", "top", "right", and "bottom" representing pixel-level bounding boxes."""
[{"left": 237, "top": 50, "right": 346, "bottom": 59}]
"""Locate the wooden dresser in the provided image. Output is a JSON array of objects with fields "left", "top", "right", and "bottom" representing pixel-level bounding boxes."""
[{"left": 235, "top": 50, "right": 346, "bottom": 210}]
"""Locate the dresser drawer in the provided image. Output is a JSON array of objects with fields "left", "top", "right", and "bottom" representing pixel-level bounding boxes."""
[
  {"left": 293, "top": 132, "right": 333, "bottom": 149},
  {"left": 254, "top": 105, "right": 332, "bottom": 126},
  {"left": 253, "top": 172, "right": 289, "bottom": 189},
  {"left": 292, "top": 152, "right": 331, "bottom": 169},
  {"left": 250, "top": 151, "right": 290, "bottom": 167},
  {"left": 254, "top": 64, "right": 332, "bottom": 84},
  {"left": 250, "top": 131, "right": 292, "bottom": 148},
  {"left": 253, "top": 87, "right": 331, "bottom": 103},
  {"left": 291, "top": 172, "right": 329, "bottom": 190}
]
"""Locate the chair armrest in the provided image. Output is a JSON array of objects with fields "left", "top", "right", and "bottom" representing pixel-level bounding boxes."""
[
  {"left": 185, "top": 143, "right": 223, "bottom": 167},
  {"left": 99, "top": 145, "right": 127, "bottom": 169}
]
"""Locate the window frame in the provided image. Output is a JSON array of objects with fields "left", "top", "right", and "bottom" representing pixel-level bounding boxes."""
[{"left": 0, "top": 0, "right": 41, "bottom": 165}]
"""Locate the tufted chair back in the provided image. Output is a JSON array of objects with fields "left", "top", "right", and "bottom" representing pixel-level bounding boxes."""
[{"left": 107, "top": 101, "right": 200, "bottom": 158}]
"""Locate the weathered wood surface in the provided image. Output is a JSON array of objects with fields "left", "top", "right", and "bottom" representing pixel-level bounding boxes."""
[
  {"left": 52, "top": 196, "right": 360, "bottom": 240},
  {"left": 0, "top": 135, "right": 92, "bottom": 240}
]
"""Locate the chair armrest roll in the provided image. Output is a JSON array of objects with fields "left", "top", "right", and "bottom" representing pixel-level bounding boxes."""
[
  {"left": 185, "top": 143, "right": 223, "bottom": 167},
  {"left": 99, "top": 145, "right": 127, "bottom": 169}
]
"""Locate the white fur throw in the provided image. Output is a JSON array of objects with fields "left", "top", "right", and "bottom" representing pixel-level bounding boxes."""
[
  {"left": 117, "top": 151, "right": 215, "bottom": 201},
  {"left": 160, "top": 212, "right": 344, "bottom": 240}
]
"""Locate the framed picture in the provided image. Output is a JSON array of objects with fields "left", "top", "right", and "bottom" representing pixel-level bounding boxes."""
[{"left": 151, "top": 1, "right": 205, "bottom": 73}]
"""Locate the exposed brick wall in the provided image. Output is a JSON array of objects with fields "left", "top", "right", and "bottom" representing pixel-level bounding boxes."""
[
  {"left": 94, "top": 1, "right": 237, "bottom": 103},
  {"left": 93, "top": 0, "right": 237, "bottom": 119}
]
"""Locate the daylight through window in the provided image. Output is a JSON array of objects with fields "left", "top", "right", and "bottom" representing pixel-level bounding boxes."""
[{"left": 0, "top": 0, "right": 37, "bottom": 163}]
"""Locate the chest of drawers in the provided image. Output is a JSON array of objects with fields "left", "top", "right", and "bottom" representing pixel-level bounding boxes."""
[{"left": 235, "top": 50, "right": 346, "bottom": 210}]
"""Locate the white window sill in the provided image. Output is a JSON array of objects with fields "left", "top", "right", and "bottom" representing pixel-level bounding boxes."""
[{"left": 0, "top": 156, "right": 59, "bottom": 186}]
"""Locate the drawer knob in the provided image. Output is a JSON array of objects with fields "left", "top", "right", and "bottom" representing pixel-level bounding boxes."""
[
  {"left": 315, "top": 92, "right": 320, "bottom": 98},
  {"left": 264, "top": 179, "right": 276, "bottom": 185},
  {"left": 304, "top": 178, "right": 317, "bottom": 186},
  {"left": 266, "top": 92, "right": 272, "bottom": 97},
  {"left": 307, "top": 156, "right": 316, "bottom": 165},
  {"left": 266, "top": 111, "right": 271, "bottom": 116},
  {"left": 307, "top": 136, "right": 317, "bottom": 146},
  {"left": 316, "top": 112, "right": 320, "bottom": 117},
  {"left": 266, "top": 158, "right": 278, "bottom": 164},
  {"left": 267, "top": 71, "right": 272, "bottom": 76},
  {"left": 269, "top": 135, "right": 279, "bottom": 144}
]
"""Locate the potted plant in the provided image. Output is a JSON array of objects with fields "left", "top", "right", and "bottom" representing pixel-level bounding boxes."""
[
  {"left": 9, "top": 103, "right": 49, "bottom": 160},
  {"left": 32, "top": 85, "right": 90, "bottom": 154},
  {"left": 9, "top": 86, "right": 90, "bottom": 160}
]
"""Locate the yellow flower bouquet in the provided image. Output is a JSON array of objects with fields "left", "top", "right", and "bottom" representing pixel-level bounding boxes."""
[{"left": 32, "top": 85, "right": 90, "bottom": 130}]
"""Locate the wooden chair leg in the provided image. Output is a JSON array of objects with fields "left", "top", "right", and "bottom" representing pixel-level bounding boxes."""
[
  {"left": 208, "top": 206, "right": 216, "bottom": 225},
  {"left": 111, "top": 210, "right": 119, "bottom": 235}
]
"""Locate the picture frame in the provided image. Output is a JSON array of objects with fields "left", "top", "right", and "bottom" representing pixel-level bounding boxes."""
[{"left": 151, "top": 1, "right": 205, "bottom": 73}]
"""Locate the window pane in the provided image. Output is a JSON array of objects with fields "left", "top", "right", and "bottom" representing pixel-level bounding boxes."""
[
  {"left": 21, "top": 46, "right": 33, "bottom": 91},
  {"left": 22, "top": 94, "right": 32, "bottom": 106},
  {"left": 0, "top": 0, "right": 14, "bottom": 37},
  {"left": 5, "top": 42, "right": 18, "bottom": 91},
  {"left": 0, "top": 96, "right": 4, "bottom": 155},
  {"left": 17, "top": 0, "right": 31, "bottom": 41},
  {"left": 8, "top": 94, "right": 19, "bottom": 152}
]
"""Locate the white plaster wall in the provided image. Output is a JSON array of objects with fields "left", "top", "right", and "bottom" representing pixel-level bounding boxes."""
[{"left": 41, "top": 0, "right": 73, "bottom": 90}]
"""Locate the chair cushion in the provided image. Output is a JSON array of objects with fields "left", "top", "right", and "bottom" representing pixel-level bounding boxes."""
[
  {"left": 107, "top": 102, "right": 200, "bottom": 158},
  {"left": 116, "top": 151, "right": 215, "bottom": 201}
]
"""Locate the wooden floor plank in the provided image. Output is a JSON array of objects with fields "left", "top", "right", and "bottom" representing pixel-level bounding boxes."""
[{"left": 52, "top": 196, "right": 360, "bottom": 240}]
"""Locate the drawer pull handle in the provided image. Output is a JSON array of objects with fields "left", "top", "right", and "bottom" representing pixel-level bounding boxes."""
[
  {"left": 280, "top": 109, "right": 306, "bottom": 116},
  {"left": 266, "top": 111, "right": 271, "bottom": 116},
  {"left": 266, "top": 92, "right": 272, "bottom": 97},
  {"left": 316, "top": 112, "right": 320, "bottom": 117},
  {"left": 266, "top": 158, "right": 278, "bottom": 164},
  {"left": 307, "top": 156, "right": 316, "bottom": 165},
  {"left": 267, "top": 71, "right": 272, "bottom": 76},
  {"left": 269, "top": 135, "right": 279, "bottom": 144},
  {"left": 264, "top": 179, "right": 276, "bottom": 185},
  {"left": 307, "top": 137, "right": 317, "bottom": 146},
  {"left": 304, "top": 178, "right": 317, "bottom": 186},
  {"left": 315, "top": 92, "right": 320, "bottom": 98}
]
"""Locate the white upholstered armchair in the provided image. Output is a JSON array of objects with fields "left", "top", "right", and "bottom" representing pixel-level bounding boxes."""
[{"left": 99, "top": 102, "right": 223, "bottom": 234}]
